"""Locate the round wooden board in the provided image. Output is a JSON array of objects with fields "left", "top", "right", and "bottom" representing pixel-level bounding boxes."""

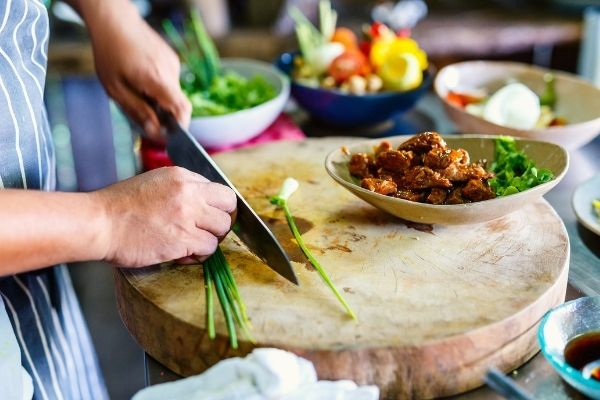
[{"left": 115, "top": 138, "right": 569, "bottom": 399}]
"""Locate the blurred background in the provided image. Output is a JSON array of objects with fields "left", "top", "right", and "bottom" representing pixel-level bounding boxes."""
[{"left": 45, "top": 0, "right": 599, "bottom": 398}]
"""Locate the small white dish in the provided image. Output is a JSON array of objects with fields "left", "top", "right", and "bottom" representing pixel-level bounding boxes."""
[{"left": 572, "top": 174, "right": 600, "bottom": 236}]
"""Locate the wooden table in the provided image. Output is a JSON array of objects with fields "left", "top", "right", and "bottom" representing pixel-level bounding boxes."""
[{"left": 143, "top": 95, "right": 600, "bottom": 398}]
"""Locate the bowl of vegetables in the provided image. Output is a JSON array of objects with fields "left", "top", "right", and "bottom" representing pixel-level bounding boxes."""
[
  {"left": 165, "top": 13, "right": 289, "bottom": 148},
  {"left": 434, "top": 61, "right": 600, "bottom": 150},
  {"left": 276, "top": 1, "right": 432, "bottom": 127},
  {"left": 325, "top": 132, "right": 568, "bottom": 225}
]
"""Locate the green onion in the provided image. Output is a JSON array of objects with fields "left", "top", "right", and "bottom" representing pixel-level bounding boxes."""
[
  {"left": 203, "top": 247, "right": 253, "bottom": 348},
  {"left": 203, "top": 263, "right": 215, "bottom": 339},
  {"left": 489, "top": 136, "right": 555, "bottom": 196},
  {"left": 163, "top": 11, "right": 275, "bottom": 117},
  {"left": 319, "top": 0, "right": 337, "bottom": 40},
  {"left": 270, "top": 178, "right": 357, "bottom": 320}
]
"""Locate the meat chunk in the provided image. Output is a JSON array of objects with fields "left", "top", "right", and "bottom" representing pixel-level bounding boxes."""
[
  {"left": 446, "top": 187, "right": 466, "bottom": 204},
  {"left": 361, "top": 178, "right": 397, "bottom": 195},
  {"left": 423, "top": 148, "right": 471, "bottom": 170},
  {"left": 427, "top": 188, "right": 448, "bottom": 205},
  {"left": 398, "top": 132, "right": 446, "bottom": 153},
  {"left": 440, "top": 163, "right": 492, "bottom": 182},
  {"left": 398, "top": 166, "right": 452, "bottom": 190},
  {"left": 394, "top": 189, "right": 427, "bottom": 203},
  {"left": 349, "top": 153, "right": 374, "bottom": 178},
  {"left": 376, "top": 150, "right": 414, "bottom": 173},
  {"left": 461, "top": 179, "right": 496, "bottom": 202},
  {"left": 374, "top": 140, "right": 393, "bottom": 156}
]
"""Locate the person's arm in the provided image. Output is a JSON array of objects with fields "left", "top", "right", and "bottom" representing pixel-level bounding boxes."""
[
  {"left": 0, "top": 167, "right": 236, "bottom": 275},
  {"left": 63, "top": 0, "right": 191, "bottom": 140}
]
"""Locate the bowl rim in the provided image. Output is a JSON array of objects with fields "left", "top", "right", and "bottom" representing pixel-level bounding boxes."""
[
  {"left": 324, "top": 134, "right": 569, "bottom": 211},
  {"left": 433, "top": 60, "right": 600, "bottom": 132},
  {"left": 537, "top": 296, "right": 600, "bottom": 391},
  {"left": 278, "top": 51, "right": 435, "bottom": 99},
  {"left": 571, "top": 174, "right": 600, "bottom": 236},
  {"left": 190, "top": 57, "right": 290, "bottom": 121}
]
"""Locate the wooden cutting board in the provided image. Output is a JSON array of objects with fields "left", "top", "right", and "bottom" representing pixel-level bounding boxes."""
[{"left": 114, "top": 138, "right": 569, "bottom": 399}]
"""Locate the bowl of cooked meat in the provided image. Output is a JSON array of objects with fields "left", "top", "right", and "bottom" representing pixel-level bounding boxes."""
[{"left": 325, "top": 131, "right": 568, "bottom": 225}]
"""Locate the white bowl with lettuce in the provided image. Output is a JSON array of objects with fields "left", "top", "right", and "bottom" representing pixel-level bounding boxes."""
[
  {"left": 434, "top": 61, "right": 600, "bottom": 150},
  {"left": 186, "top": 58, "right": 289, "bottom": 148},
  {"left": 165, "top": 14, "right": 290, "bottom": 148}
]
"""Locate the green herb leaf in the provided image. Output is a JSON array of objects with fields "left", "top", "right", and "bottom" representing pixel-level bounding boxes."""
[{"left": 489, "top": 136, "right": 554, "bottom": 196}]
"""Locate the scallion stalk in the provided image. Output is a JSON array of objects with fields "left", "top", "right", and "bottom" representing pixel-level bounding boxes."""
[
  {"left": 203, "top": 263, "right": 215, "bottom": 339},
  {"left": 270, "top": 178, "right": 357, "bottom": 320},
  {"left": 202, "top": 247, "right": 253, "bottom": 349}
]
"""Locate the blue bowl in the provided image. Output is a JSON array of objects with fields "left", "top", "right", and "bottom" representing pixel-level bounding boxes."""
[
  {"left": 538, "top": 296, "right": 600, "bottom": 399},
  {"left": 275, "top": 52, "right": 432, "bottom": 127}
]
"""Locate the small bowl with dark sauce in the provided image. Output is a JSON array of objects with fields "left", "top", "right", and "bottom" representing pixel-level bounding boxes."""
[{"left": 538, "top": 296, "right": 600, "bottom": 399}]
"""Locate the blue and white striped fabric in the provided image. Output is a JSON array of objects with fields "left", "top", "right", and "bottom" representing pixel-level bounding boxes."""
[{"left": 0, "top": 0, "right": 108, "bottom": 399}]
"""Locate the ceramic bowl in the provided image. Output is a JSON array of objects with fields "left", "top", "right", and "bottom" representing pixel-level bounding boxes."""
[
  {"left": 538, "top": 296, "right": 600, "bottom": 399},
  {"left": 324, "top": 134, "right": 568, "bottom": 225},
  {"left": 434, "top": 61, "right": 600, "bottom": 150},
  {"left": 572, "top": 174, "right": 600, "bottom": 236},
  {"left": 189, "top": 58, "right": 290, "bottom": 148},
  {"left": 276, "top": 52, "right": 432, "bottom": 127}
]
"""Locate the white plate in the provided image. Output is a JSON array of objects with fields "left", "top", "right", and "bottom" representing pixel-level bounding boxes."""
[{"left": 572, "top": 174, "right": 600, "bottom": 235}]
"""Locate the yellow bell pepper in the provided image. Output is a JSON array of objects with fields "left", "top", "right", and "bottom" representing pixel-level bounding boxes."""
[
  {"left": 370, "top": 37, "right": 428, "bottom": 70},
  {"left": 378, "top": 52, "right": 423, "bottom": 91},
  {"left": 370, "top": 37, "right": 428, "bottom": 91}
]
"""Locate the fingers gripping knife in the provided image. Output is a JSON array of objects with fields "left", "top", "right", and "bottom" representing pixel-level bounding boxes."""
[{"left": 160, "top": 113, "right": 298, "bottom": 285}]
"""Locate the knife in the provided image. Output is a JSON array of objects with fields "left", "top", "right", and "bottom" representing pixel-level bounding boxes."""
[{"left": 161, "top": 113, "right": 299, "bottom": 285}]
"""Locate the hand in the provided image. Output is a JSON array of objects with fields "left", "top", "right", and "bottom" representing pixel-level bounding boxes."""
[
  {"left": 86, "top": 2, "right": 191, "bottom": 141},
  {"left": 92, "top": 167, "right": 237, "bottom": 267}
]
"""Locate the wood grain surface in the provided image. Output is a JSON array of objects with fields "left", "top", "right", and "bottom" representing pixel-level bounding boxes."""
[{"left": 114, "top": 138, "right": 570, "bottom": 399}]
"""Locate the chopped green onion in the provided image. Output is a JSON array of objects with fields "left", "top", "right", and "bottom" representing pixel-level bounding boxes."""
[
  {"left": 203, "top": 247, "right": 253, "bottom": 348},
  {"left": 489, "top": 136, "right": 554, "bottom": 196},
  {"left": 271, "top": 178, "right": 357, "bottom": 320}
]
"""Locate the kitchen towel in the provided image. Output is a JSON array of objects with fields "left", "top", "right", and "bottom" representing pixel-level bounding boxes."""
[{"left": 132, "top": 348, "right": 379, "bottom": 400}]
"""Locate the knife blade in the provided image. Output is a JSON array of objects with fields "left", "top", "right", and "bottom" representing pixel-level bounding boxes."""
[{"left": 162, "top": 115, "right": 298, "bottom": 285}]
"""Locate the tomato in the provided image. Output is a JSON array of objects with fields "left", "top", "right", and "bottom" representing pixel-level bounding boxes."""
[
  {"left": 446, "top": 92, "right": 466, "bottom": 108},
  {"left": 328, "top": 50, "right": 369, "bottom": 83},
  {"left": 331, "top": 27, "right": 358, "bottom": 50},
  {"left": 446, "top": 91, "right": 485, "bottom": 107},
  {"left": 358, "top": 40, "right": 371, "bottom": 57}
]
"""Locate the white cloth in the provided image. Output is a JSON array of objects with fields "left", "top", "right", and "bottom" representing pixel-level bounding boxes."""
[
  {"left": 133, "top": 348, "right": 379, "bottom": 400},
  {"left": 0, "top": 296, "right": 33, "bottom": 400}
]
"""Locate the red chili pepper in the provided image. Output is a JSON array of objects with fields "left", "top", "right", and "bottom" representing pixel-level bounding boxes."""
[{"left": 369, "top": 22, "right": 387, "bottom": 38}]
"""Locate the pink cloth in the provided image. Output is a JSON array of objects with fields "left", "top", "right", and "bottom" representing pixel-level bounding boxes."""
[
  {"left": 140, "top": 113, "right": 306, "bottom": 170},
  {"left": 206, "top": 113, "right": 306, "bottom": 154}
]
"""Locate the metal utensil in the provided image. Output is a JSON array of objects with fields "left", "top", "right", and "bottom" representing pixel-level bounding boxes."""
[
  {"left": 485, "top": 368, "right": 535, "bottom": 400},
  {"left": 160, "top": 112, "right": 298, "bottom": 285}
]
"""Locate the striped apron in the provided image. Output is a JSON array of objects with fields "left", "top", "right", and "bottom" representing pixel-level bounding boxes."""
[{"left": 0, "top": 1, "right": 108, "bottom": 398}]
